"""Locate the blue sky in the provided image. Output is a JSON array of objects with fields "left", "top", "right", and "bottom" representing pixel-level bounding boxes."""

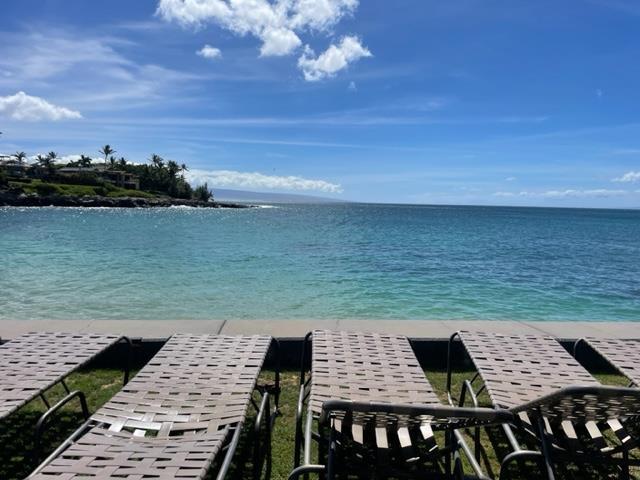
[{"left": 1, "top": 0, "right": 640, "bottom": 207}]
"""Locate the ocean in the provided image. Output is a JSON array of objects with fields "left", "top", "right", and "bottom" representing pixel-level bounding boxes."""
[{"left": 1, "top": 204, "right": 639, "bottom": 321}]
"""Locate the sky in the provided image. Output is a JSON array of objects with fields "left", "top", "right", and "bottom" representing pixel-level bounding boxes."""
[{"left": 1, "top": 0, "right": 640, "bottom": 207}]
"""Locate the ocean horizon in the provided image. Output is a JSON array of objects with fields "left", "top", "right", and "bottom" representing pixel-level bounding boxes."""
[{"left": 2, "top": 203, "right": 639, "bottom": 322}]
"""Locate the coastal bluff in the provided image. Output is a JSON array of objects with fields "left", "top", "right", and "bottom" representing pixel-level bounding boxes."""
[{"left": 0, "top": 191, "right": 250, "bottom": 209}]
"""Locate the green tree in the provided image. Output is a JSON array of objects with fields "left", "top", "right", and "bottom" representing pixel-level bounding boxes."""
[
  {"left": 193, "top": 183, "right": 213, "bottom": 202},
  {"left": 40, "top": 152, "right": 57, "bottom": 177},
  {"left": 79, "top": 155, "right": 92, "bottom": 169},
  {"left": 150, "top": 154, "right": 164, "bottom": 169},
  {"left": 99, "top": 145, "right": 115, "bottom": 166},
  {"left": 13, "top": 151, "right": 27, "bottom": 165}
]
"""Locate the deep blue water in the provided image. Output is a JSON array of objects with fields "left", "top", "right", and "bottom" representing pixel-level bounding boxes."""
[{"left": 1, "top": 204, "right": 639, "bottom": 321}]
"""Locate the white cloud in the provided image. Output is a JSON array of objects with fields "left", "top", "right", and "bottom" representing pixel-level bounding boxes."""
[
  {"left": 613, "top": 171, "right": 640, "bottom": 183},
  {"left": 28, "top": 154, "right": 82, "bottom": 164},
  {"left": 259, "top": 27, "right": 302, "bottom": 56},
  {"left": 186, "top": 168, "right": 343, "bottom": 193},
  {"left": 0, "top": 91, "right": 82, "bottom": 121},
  {"left": 157, "top": 0, "right": 367, "bottom": 77},
  {"left": 348, "top": 80, "right": 357, "bottom": 91},
  {"left": 157, "top": 0, "right": 358, "bottom": 57},
  {"left": 298, "top": 36, "right": 371, "bottom": 81},
  {"left": 0, "top": 31, "right": 202, "bottom": 110},
  {"left": 196, "top": 44, "right": 222, "bottom": 59},
  {"left": 494, "top": 189, "right": 631, "bottom": 198},
  {"left": 505, "top": 176, "right": 517, "bottom": 182}
]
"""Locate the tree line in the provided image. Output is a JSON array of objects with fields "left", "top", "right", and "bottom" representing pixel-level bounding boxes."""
[{"left": 3, "top": 145, "right": 213, "bottom": 201}]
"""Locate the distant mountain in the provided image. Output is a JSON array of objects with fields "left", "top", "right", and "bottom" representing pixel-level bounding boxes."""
[{"left": 213, "top": 188, "right": 347, "bottom": 204}]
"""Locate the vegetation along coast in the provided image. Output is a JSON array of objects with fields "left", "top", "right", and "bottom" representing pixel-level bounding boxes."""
[{"left": 0, "top": 146, "right": 249, "bottom": 208}]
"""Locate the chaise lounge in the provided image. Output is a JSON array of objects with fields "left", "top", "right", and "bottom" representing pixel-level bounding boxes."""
[
  {"left": 291, "top": 330, "right": 512, "bottom": 480},
  {"left": 28, "top": 333, "right": 280, "bottom": 480},
  {"left": 448, "top": 330, "right": 640, "bottom": 480},
  {"left": 575, "top": 337, "right": 640, "bottom": 387},
  {"left": 0, "top": 332, "right": 132, "bottom": 459}
]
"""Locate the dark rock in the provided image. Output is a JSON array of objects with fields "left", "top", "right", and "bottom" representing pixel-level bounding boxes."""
[{"left": 0, "top": 190, "right": 251, "bottom": 209}]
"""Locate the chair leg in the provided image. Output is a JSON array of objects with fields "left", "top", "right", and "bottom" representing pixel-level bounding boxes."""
[
  {"left": 622, "top": 449, "right": 630, "bottom": 480},
  {"left": 535, "top": 416, "right": 556, "bottom": 480},
  {"left": 444, "top": 430, "right": 452, "bottom": 477},
  {"left": 318, "top": 422, "right": 327, "bottom": 480},
  {"left": 326, "top": 423, "right": 337, "bottom": 480}
]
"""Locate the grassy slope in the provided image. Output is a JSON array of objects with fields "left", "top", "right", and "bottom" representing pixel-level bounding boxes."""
[
  {"left": 1, "top": 368, "right": 636, "bottom": 480},
  {"left": 7, "top": 179, "right": 155, "bottom": 198}
]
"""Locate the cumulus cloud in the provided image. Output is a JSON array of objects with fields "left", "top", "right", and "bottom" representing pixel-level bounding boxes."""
[
  {"left": 494, "top": 189, "right": 630, "bottom": 198},
  {"left": 186, "top": 168, "right": 343, "bottom": 193},
  {"left": 157, "top": 0, "right": 368, "bottom": 79},
  {"left": 196, "top": 44, "right": 222, "bottom": 59},
  {"left": 298, "top": 36, "right": 371, "bottom": 81},
  {"left": 613, "top": 171, "right": 640, "bottom": 183},
  {"left": 259, "top": 26, "right": 302, "bottom": 56},
  {"left": 0, "top": 91, "right": 82, "bottom": 121},
  {"left": 157, "top": 0, "right": 357, "bottom": 52}
]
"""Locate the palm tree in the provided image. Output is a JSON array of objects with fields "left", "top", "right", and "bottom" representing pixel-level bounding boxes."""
[
  {"left": 150, "top": 154, "right": 164, "bottom": 169},
  {"left": 179, "top": 163, "right": 188, "bottom": 180},
  {"left": 166, "top": 160, "right": 180, "bottom": 179},
  {"left": 99, "top": 145, "right": 115, "bottom": 167},
  {"left": 13, "top": 151, "right": 27, "bottom": 165},
  {"left": 117, "top": 157, "right": 127, "bottom": 168},
  {"left": 79, "top": 155, "right": 92, "bottom": 170},
  {"left": 109, "top": 156, "right": 116, "bottom": 169},
  {"left": 43, "top": 152, "right": 57, "bottom": 177}
]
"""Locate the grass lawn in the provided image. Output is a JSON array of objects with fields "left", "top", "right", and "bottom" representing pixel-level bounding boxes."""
[
  {"left": 8, "top": 179, "right": 156, "bottom": 198},
  {"left": 0, "top": 367, "right": 637, "bottom": 479}
]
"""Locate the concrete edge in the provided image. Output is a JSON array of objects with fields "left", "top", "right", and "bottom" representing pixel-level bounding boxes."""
[{"left": 1, "top": 319, "right": 639, "bottom": 341}]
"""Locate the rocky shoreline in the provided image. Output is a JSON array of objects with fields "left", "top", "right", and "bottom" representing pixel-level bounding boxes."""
[{"left": 0, "top": 191, "right": 250, "bottom": 209}]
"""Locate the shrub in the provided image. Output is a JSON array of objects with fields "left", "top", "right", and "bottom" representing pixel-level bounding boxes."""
[
  {"left": 35, "top": 183, "right": 59, "bottom": 196},
  {"left": 50, "top": 173, "right": 105, "bottom": 187},
  {"left": 106, "top": 189, "right": 154, "bottom": 198},
  {"left": 0, "top": 170, "right": 7, "bottom": 187},
  {"left": 193, "top": 183, "right": 213, "bottom": 202}
]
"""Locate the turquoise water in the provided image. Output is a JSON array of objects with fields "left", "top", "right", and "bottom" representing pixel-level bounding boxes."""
[{"left": 1, "top": 204, "right": 639, "bottom": 321}]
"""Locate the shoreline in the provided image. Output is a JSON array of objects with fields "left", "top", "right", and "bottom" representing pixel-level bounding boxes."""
[{"left": 0, "top": 191, "right": 250, "bottom": 209}]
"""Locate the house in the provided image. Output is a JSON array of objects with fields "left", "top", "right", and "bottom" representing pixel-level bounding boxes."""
[
  {"left": 100, "top": 170, "right": 140, "bottom": 190},
  {"left": 0, "top": 157, "right": 29, "bottom": 178},
  {"left": 57, "top": 167, "right": 140, "bottom": 190}
]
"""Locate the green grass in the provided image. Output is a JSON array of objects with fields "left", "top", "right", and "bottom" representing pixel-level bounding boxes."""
[
  {"left": 8, "top": 179, "right": 156, "bottom": 198},
  {"left": 105, "top": 188, "right": 155, "bottom": 198},
  {"left": 0, "top": 369, "right": 127, "bottom": 479},
  {"left": 1, "top": 368, "right": 637, "bottom": 479}
]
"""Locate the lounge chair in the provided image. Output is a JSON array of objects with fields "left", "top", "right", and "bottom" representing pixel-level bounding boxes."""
[
  {"left": 0, "top": 332, "right": 131, "bottom": 459},
  {"left": 291, "top": 330, "right": 512, "bottom": 480},
  {"left": 448, "top": 331, "right": 640, "bottom": 480},
  {"left": 28, "top": 333, "right": 280, "bottom": 480},
  {"left": 575, "top": 337, "right": 640, "bottom": 387}
]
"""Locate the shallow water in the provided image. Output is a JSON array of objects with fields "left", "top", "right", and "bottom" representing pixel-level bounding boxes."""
[{"left": 1, "top": 204, "right": 639, "bottom": 321}]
